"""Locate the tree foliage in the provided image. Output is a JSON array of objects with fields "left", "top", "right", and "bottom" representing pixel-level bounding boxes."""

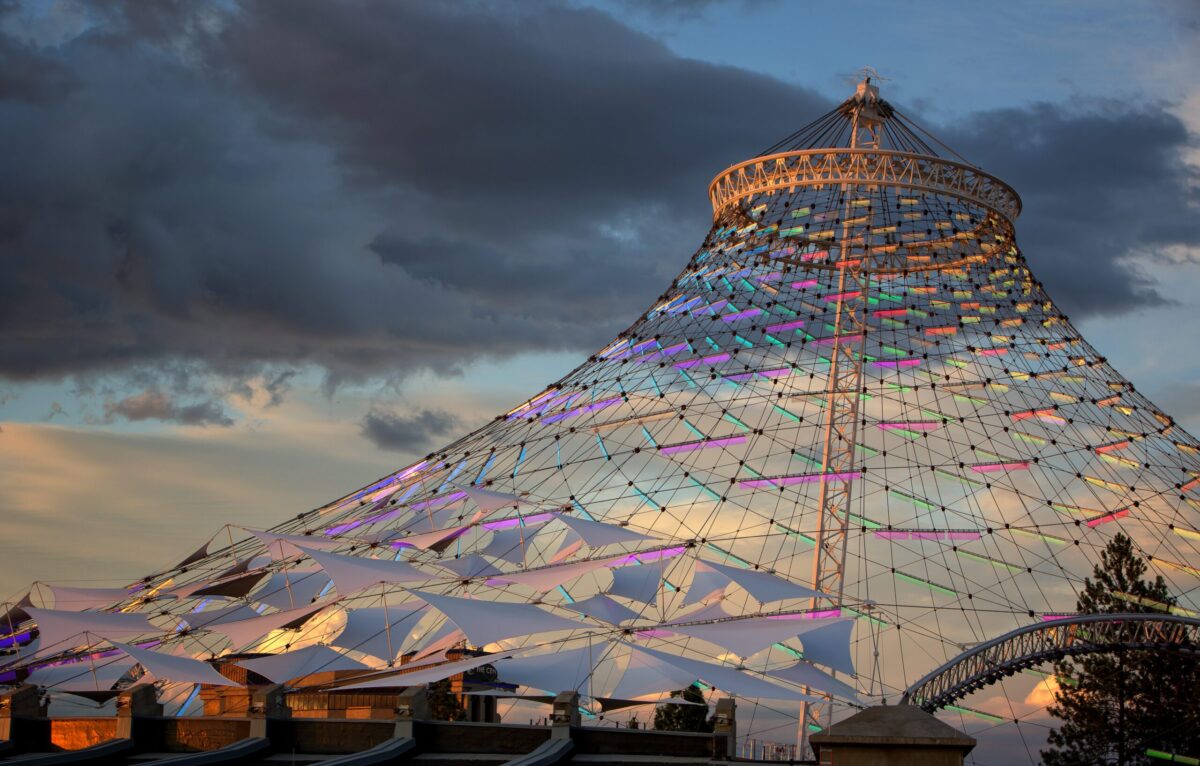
[
  {"left": 427, "top": 678, "right": 466, "bottom": 721},
  {"left": 1042, "top": 534, "right": 1200, "bottom": 765},
  {"left": 653, "top": 684, "right": 713, "bottom": 732}
]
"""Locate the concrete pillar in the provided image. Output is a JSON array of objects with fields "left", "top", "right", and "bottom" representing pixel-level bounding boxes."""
[
  {"left": 808, "top": 705, "right": 976, "bottom": 766},
  {"left": 0, "top": 685, "right": 43, "bottom": 743},
  {"left": 248, "top": 684, "right": 287, "bottom": 740},
  {"left": 711, "top": 698, "right": 736, "bottom": 758},
  {"left": 549, "top": 691, "right": 579, "bottom": 740},
  {"left": 115, "top": 684, "right": 162, "bottom": 740},
  {"left": 394, "top": 685, "right": 428, "bottom": 740}
]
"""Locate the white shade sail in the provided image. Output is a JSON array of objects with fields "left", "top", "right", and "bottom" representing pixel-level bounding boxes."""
[
  {"left": 330, "top": 604, "right": 428, "bottom": 662},
  {"left": 767, "top": 660, "right": 862, "bottom": 704},
  {"left": 493, "top": 643, "right": 610, "bottom": 693},
  {"left": 789, "top": 617, "right": 856, "bottom": 675},
  {"left": 299, "top": 546, "right": 432, "bottom": 596},
  {"left": 488, "top": 557, "right": 620, "bottom": 592},
  {"left": 480, "top": 526, "right": 537, "bottom": 565},
  {"left": 683, "top": 560, "right": 825, "bottom": 606},
  {"left": 672, "top": 617, "right": 809, "bottom": 659},
  {"left": 623, "top": 643, "right": 815, "bottom": 701},
  {"left": 461, "top": 486, "right": 535, "bottom": 513},
  {"left": 339, "top": 649, "right": 521, "bottom": 690},
  {"left": 237, "top": 644, "right": 369, "bottom": 683},
  {"left": 251, "top": 569, "right": 332, "bottom": 611},
  {"left": 204, "top": 603, "right": 328, "bottom": 650},
  {"left": 27, "top": 608, "right": 157, "bottom": 653},
  {"left": 246, "top": 529, "right": 342, "bottom": 559},
  {"left": 406, "top": 590, "right": 583, "bottom": 645},
  {"left": 609, "top": 644, "right": 697, "bottom": 699},
  {"left": 554, "top": 515, "right": 656, "bottom": 547},
  {"left": 110, "top": 640, "right": 238, "bottom": 687},
  {"left": 391, "top": 526, "right": 471, "bottom": 551},
  {"left": 27, "top": 657, "right": 136, "bottom": 692},
  {"left": 679, "top": 561, "right": 729, "bottom": 607},
  {"left": 606, "top": 566, "right": 661, "bottom": 605},
  {"left": 43, "top": 585, "right": 131, "bottom": 611},
  {"left": 560, "top": 595, "right": 643, "bottom": 625},
  {"left": 436, "top": 554, "right": 502, "bottom": 579}
]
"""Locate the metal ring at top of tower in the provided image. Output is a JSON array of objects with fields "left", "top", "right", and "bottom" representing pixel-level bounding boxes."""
[{"left": 707, "top": 147, "right": 1022, "bottom": 225}]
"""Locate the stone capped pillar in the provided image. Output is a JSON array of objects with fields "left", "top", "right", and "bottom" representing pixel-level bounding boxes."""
[{"left": 809, "top": 705, "right": 975, "bottom": 766}]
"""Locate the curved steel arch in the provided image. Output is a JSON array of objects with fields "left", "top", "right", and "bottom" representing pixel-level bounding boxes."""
[{"left": 901, "top": 613, "right": 1200, "bottom": 712}]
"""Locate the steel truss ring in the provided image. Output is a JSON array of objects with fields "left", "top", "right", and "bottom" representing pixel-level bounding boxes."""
[{"left": 900, "top": 613, "right": 1200, "bottom": 712}]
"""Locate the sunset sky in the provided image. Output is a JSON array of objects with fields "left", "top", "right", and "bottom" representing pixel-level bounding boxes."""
[{"left": 1, "top": 0, "right": 1197, "bottom": 600}]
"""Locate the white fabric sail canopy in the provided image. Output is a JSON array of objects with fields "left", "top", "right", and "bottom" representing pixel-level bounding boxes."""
[
  {"left": 237, "top": 644, "right": 369, "bottom": 683},
  {"left": 609, "top": 645, "right": 699, "bottom": 699},
  {"left": 787, "top": 617, "right": 855, "bottom": 675},
  {"left": 671, "top": 616, "right": 821, "bottom": 659},
  {"left": 622, "top": 643, "right": 816, "bottom": 701},
  {"left": 299, "top": 546, "right": 433, "bottom": 596},
  {"left": 436, "top": 554, "right": 502, "bottom": 579},
  {"left": 110, "top": 641, "right": 238, "bottom": 687},
  {"left": 605, "top": 566, "right": 661, "bottom": 605},
  {"left": 27, "top": 607, "right": 157, "bottom": 652},
  {"left": 246, "top": 529, "right": 342, "bottom": 559},
  {"left": 461, "top": 486, "right": 536, "bottom": 513},
  {"left": 27, "top": 657, "right": 136, "bottom": 692},
  {"left": 493, "top": 643, "right": 611, "bottom": 693},
  {"left": 391, "top": 526, "right": 471, "bottom": 551},
  {"left": 204, "top": 603, "right": 329, "bottom": 650},
  {"left": 682, "top": 560, "right": 826, "bottom": 606},
  {"left": 251, "top": 569, "right": 332, "bottom": 611},
  {"left": 553, "top": 515, "right": 657, "bottom": 547},
  {"left": 560, "top": 595, "right": 643, "bottom": 625},
  {"left": 330, "top": 604, "right": 428, "bottom": 662},
  {"left": 480, "top": 525, "right": 540, "bottom": 565},
  {"left": 42, "top": 585, "right": 132, "bottom": 611},
  {"left": 339, "top": 649, "right": 523, "bottom": 690},
  {"left": 487, "top": 556, "right": 623, "bottom": 592},
  {"left": 767, "top": 660, "right": 862, "bottom": 704},
  {"left": 406, "top": 590, "right": 583, "bottom": 645}
]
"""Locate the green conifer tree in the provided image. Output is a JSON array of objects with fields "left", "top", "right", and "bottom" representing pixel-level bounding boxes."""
[
  {"left": 653, "top": 683, "right": 713, "bottom": 732},
  {"left": 1042, "top": 534, "right": 1200, "bottom": 765}
]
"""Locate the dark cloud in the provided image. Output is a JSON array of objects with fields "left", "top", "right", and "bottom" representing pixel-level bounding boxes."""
[
  {"left": 945, "top": 102, "right": 1200, "bottom": 316},
  {"left": 104, "top": 389, "right": 233, "bottom": 426},
  {"left": 0, "top": 0, "right": 1195, "bottom": 410},
  {"left": 360, "top": 407, "right": 460, "bottom": 452}
]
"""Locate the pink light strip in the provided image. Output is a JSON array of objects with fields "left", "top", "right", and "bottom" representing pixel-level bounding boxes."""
[
  {"left": 1086, "top": 508, "right": 1130, "bottom": 528},
  {"left": 872, "top": 359, "right": 921, "bottom": 368},
  {"left": 969, "top": 461, "right": 1031, "bottom": 473},
  {"left": 823, "top": 291, "right": 861, "bottom": 302},
  {"left": 739, "top": 471, "right": 863, "bottom": 488},
  {"left": 791, "top": 279, "right": 819, "bottom": 289},
  {"left": 659, "top": 435, "right": 748, "bottom": 455}
]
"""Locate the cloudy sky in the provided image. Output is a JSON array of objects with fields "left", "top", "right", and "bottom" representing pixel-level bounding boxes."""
[{"left": 1, "top": 0, "right": 1197, "bottom": 592}]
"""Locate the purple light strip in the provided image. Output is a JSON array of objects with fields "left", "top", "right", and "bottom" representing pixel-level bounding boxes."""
[
  {"left": 410, "top": 491, "right": 467, "bottom": 511},
  {"left": 391, "top": 526, "right": 469, "bottom": 549},
  {"left": 693, "top": 299, "right": 728, "bottom": 316},
  {"left": 877, "top": 421, "right": 940, "bottom": 431},
  {"left": 758, "top": 368, "right": 792, "bottom": 379},
  {"left": 481, "top": 512, "right": 556, "bottom": 531},
  {"left": 739, "top": 471, "right": 863, "bottom": 488},
  {"left": 583, "top": 396, "right": 623, "bottom": 412},
  {"left": 766, "top": 319, "right": 806, "bottom": 333},
  {"left": 659, "top": 435, "right": 748, "bottom": 455},
  {"left": 721, "top": 308, "right": 763, "bottom": 323},
  {"left": 791, "top": 279, "right": 819, "bottom": 289}
]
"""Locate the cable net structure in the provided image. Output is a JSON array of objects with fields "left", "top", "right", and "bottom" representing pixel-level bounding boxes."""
[{"left": 4, "top": 78, "right": 1200, "bottom": 762}]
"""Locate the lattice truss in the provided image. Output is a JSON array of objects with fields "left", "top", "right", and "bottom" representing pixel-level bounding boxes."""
[{"left": 3, "top": 82, "right": 1200, "bottom": 745}]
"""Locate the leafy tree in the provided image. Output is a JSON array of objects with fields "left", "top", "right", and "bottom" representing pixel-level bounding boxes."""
[
  {"left": 427, "top": 678, "right": 466, "bottom": 721},
  {"left": 653, "top": 684, "right": 713, "bottom": 732},
  {"left": 1043, "top": 534, "right": 1200, "bottom": 765}
]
